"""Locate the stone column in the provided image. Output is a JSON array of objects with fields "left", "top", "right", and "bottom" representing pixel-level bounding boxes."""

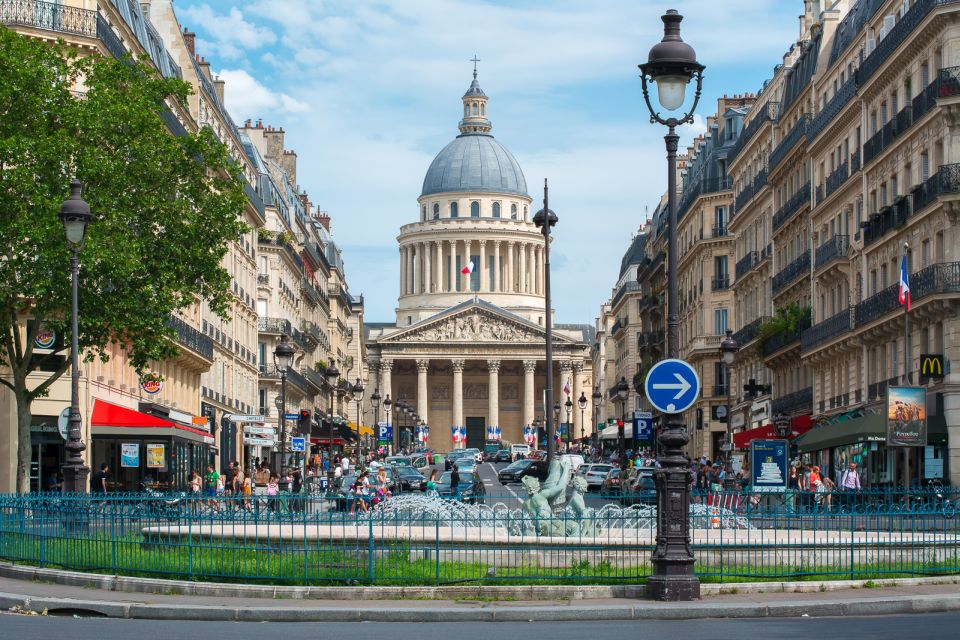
[
  {"left": 464, "top": 240, "right": 473, "bottom": 292},
  {"left": 424, "top": 242, "right": 432, "bottom": 293},
  {"left": 572, "top": 361, "right": 584, "bottom": 440},
  {"left": 507, "top": 241, "right": 516, "bottom": 292},
  {"left": 452, "top": 359, "right": 465, "bottom": 448},
  {"left": 487, "top": 359, "right": 500, "bottom": 432},
  {"left": 380, "top": 359, "right": 393, "bottom": 409},
  {"left": 523, "top": 359, "right": 537, "bottom": 429},
  {"left": 436, "top": 241, "right": 444, "bottom": 293},
  {"left": 537, "top": 245, "right": 545, "bottom": 295},
  {"left": 493, "top": 241, "right": 501, "bottom": 293},
  {"left": 399, "top": 246, "right": 407, "bottom": 296},
  {"left": 518, "top": 242, "right": 526, "bottom": 293},
  {"left": 416, "top": 359, "right": 429, "bottom": 424},
  {"left": 448, "top": 239, "right": 456, "bottom": 293},
  {"left": 530, "top": 244, "right": 538, "bottom": 295},
  {"left": 479, "top": 240, "right": 487, "bottom": 292}
]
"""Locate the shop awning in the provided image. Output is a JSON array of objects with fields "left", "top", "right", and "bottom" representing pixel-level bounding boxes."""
[
  {"left": 794, "top": 412, "right": 948, "bottom": 453},
  {"left": 348, "top": 422, "right": 374, "bottom": 437},
  {"left": 90, "top": 399, "right": 214, "bottom": 444},
  {"left": 733, "top": 415, "right": 814, "bottom": 449}
]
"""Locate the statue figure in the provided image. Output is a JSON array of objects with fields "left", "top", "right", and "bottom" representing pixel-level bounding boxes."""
[
  {"left": 566, "top": 475, "right": 598, "bottom": 537},
  {"left": 519, "top": 459, "right": 571, "bottom": 536}
]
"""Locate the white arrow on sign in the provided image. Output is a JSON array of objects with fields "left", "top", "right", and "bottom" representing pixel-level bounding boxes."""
[{"left": 652, "top": 373, "right": 692, "bottom": 399}]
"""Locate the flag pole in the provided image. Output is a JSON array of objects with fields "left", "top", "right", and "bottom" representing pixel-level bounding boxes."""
[{"left": 903, "top": 242, "right": 910, "bottom": 385}]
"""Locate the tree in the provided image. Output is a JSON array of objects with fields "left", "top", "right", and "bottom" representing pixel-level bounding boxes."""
[{"left": 0, "top": 28, "right": 247, "bottom": 492}]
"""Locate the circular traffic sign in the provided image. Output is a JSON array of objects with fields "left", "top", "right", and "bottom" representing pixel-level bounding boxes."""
[{"left": 644, "top": 358, "right": 701, "bottom": 414}]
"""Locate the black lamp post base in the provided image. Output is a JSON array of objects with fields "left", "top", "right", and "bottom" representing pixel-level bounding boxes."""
[
  {"left": 62, "top": 463, "right": 89, "bottom": 494},
  {"left": 646, "top": 574, "right": 700, "bottom": 601}
]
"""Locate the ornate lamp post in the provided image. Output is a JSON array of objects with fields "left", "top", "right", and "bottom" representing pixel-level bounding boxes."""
[
  {"left": 383, "top": 394, "right": 393, "bottom": 453},
  {"left": 553, "top": 401, "right": 561, "bottom": 452},
  {"left": 578, "top": 392, "right": 588, "bottom": 446},
  {"left": 533, "top": 181, "right": 558, "bottom": 464},
  {"left": 592, "top": 386, "right": 603, "bottom": 450},
  {"left": 371, "top": 388, "right": 381, "bottom": 452},
  {"left": 273, "top": 335, "right": 295, "bottom": 473},
  {"left": 614, "top": 377, "right": 629, "bottom": 472},
  {"left": 59, "top": 180, "right": 93, "bottom": 494},
  {"left": 324, "top": 362, "right": 339, "bottom": 480},
  {"left": 564, "top": 397, "right": 573, "bottom": 451},
  {"left": 638, "top": 8, "right": 704, "bottom": 601},
  {"left": 351, "top": 378, "right": 364, "bottom": 454},
  {"left": 719, "top": 330, "right": 739, "bottom": 490}
]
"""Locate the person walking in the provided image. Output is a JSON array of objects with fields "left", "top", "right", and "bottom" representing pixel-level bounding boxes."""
[
  {"left": 840, "top": 461, "right": 861, "bottom": 511},
  {"left": 450, "top": 463, "right": 461, "bottom": 502},
  {"left": 91, "top": 463, "right": 109, "bottom": 495}
]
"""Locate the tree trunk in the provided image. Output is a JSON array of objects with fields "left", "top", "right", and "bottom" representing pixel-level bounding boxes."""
[{"left": 15, "top": 387, "right": 32, "bottom": 493}]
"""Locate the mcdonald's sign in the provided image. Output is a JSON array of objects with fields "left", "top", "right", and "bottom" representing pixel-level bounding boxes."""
[{"left": 919, "top": 354, "right": 944, "bottom": 384}]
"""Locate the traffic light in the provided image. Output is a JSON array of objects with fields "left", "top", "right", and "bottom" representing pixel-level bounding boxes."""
[{"left": 298, "top": 409, "right": 311, "bottom": 435}]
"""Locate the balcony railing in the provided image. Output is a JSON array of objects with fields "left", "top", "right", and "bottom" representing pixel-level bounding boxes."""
[
  {"left": 259, "top": 364, "right": 310, "bottom": 394},
  {"left": 0, "top": 0, "right": 96, "bottom": 37},
  {"left": 244, "top": 180, "right": 265, "bottom": 220},
  {"left": 733, "top": 168, "right": 769, "bottom": 219},
  {"left": 257, "top": 273, "right": 269, "bottom": 285},
  {"left": 677, "top": 176, "right": 732, "bottom": 222},
  {"left": 761, "top": 313, "right": 811, "bottom": 357},
  {"left": 301, "top": 366, "right": 326, "bottom": 393},
  {"left": 772, "top": 250, "right": 811, "bottom": 295},
  {"left": 732, "top": 315, "right": 769, "bottom": 347},
  {"left": 711, "top": 225, "right": 728, "bottom": 238},
  {"left": 166, "top": 316, "right": 214, "bottom": 362},
  {"left": 824, "top": 160, "right": 850, "bottom": 201},
  {"left": 800, "top": 308, "right": 853, "bottom": 352},
  {"left": 258, "top": 316, "right": 292, "bottom": 335},
  {"left": 771, "top": 387, "right": 813, "bottom": 416},
  {"left": 863, "top": 164, "right": 960, "bottom": 247},
  {"left": 807, "top": 76, "right": 858, "bottom": 143},
  {"left": 301, "top": 277, "right": 328, "bottom": 307},
  {"left": 735, "top": 251, "right": 758, "bottom": 280},
  {"left": 856, "top": 261, "right": 960, "bottom": 327},
  {"left": 712, "top": 385, "right": 729, "bottom": 398},
  {"left": 814, "top": 234, "right": 849, "bottom": 270},
  {"left": 729, "top": 102, "right": 776, "bottom": 163},
  {"left": 772, "top": 181, "right": 811, "bottom": 232},
  {"left": 259, "top": 231, "right": 304, "bottom": 272},
  {"left": 864, "top": 74, "right": 942, "bottom": 166},
  {"left": 611, "top": 281, "right": 641, "bottom": 310},
  {"left": 769, "top": 115, "right": 809, "bottom": 171},
  {"left": 711, "top": 276, "right": 730, "bottom": 291}
]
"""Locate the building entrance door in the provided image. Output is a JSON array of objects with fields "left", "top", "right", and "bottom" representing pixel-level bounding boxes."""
[{"left": 465, "top": 417, "right": 486, "bottom": 450}]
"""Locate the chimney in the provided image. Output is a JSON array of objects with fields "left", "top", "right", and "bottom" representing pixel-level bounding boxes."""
[
  {"left": 196, "top": 56, "right": 212, "bottom": 82},
  {"left": 182, "top": 28, "right": 195, "bottom": 56},
  {"left": 214, "top": 77, "right": 225, "bottom": 104},
  {"left": 262, "top": 125, "right": 285, "bottom": 161},
  {"left": 317, "top": 213, "right": 331, "bottom": 232},
  {"left": 281, "top": 149, "right": 297, "bottom": 187}
]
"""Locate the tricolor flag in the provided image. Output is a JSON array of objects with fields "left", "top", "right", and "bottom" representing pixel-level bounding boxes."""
[
  {"left": 563, "top": 379, "right": 571, "bottom": 396},
  {"left": 460, "top": 260, "right": 475, "bottom": 275},
  {"left": 899, "top": 255, "right": 911, "bottom": 311}
]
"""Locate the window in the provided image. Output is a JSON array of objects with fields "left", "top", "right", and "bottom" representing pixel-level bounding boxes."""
[
  {"left": 921, "top": 239, "right": 930, "bottom": 267},
  {"left": 471, "top": 201, "right": 480, "bottom": 218},
  {"left": 433, "top": 203, "right": 440, "bottom": 219},
  {"left": 464, "top": 104, "right": 469, "bottom": 117},
  {"left": 450, "top": 201, "right": 458, "bottom": 218},
  {"left": 492, "top": 202, "right": 500, "bottom": 218},
  {"left": 524, "top": 205, "right": 528, "bottom": 220},
  {"left": 472, "top": 103, "right": 478, "bottom": 115},
  {"left": 511, "top": 203, "right": 518, "bottom": 219},
  {"left": 714, "top": 308, "right": 728, "bottom": 335},
  {"left": 480, "top": 103, "right": 485, "bottom": 116},
  {"left": 470, "top": 254, "right": 480, "bottom": 291},
  {"left": 421, "top": 205, "right": 426, "bottom": 221}
]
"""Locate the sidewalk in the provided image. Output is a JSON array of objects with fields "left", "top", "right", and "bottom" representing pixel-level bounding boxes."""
[{"left": 1, "top": 566, "right": 959, "bottom": 622}]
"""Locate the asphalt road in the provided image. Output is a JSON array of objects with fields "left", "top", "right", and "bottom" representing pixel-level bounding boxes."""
[{"left": 4, "top": 612, "right": 958, "bottom": 639}]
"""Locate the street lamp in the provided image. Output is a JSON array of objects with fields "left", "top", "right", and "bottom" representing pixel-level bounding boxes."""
[
  {"left": 638, "top": 8, "right": 704, "bottom": 601},
  {"left": 273, "top": 334, "right": 295, "bottom": 473},
  {"left": 323, "top": 362, "right": 340, "bottom": 481},
  {"left": 371, "top": 388, "right": 381, "bottom": 450},
  {"left": 614, "top": 377, "right": 629, "bottom": 472},
  {"left": 383, "top": 394, "right": 393, "bottom": 453},
  {"left": 60, "top": 180, "right": 93, "bottom": 494},
  {"left": 719, "top": 329, "right": 738, "bottom": 491},
  {"left": 533, "top": 181, "right": 558, "bottom": 464},
  {"left": 564, "top": 397, "right": 573, "bottom": 450},
  {"left": 578, "top": 392, "right": 588, "bottom": 447},
  {"left": 592, "top": 386, "right": 603, "bottom": 450},
  {"left": 351, "top": 378, "right": 364, "bottom": 455},
  {"left": 553, "top": 401, "right": 561, "bottom": 451}
]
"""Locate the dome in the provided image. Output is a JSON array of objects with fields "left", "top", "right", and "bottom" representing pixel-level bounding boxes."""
[{"left": 421, "top": 134, "right": 528, "bottom": 198}]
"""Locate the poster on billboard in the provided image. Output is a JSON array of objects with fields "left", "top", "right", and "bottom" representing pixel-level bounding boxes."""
[
  {"left": 886, "top": 386, "right": 926, "bottom": 447},
  {"left": 146, "top": 443, "right": 166, "bottom": 469},
  {"left": 749, "top": 439, "right": 788, "bottom": 493},
  {"left": 120, "top": 443, "right": 139, "bottom": 468}
]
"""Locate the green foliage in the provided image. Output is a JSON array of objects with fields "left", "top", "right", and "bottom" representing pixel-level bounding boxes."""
[
  {"left": 0, "top": 28, "right": 247, "bottom": 489},
  {"left": 756, "top": 303, "right": 811, "bottom": 357}
]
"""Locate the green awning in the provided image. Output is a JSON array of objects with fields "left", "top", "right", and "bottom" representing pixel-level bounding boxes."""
[{"left": 796, "top": 413, "right": 947, "bottom": 453}]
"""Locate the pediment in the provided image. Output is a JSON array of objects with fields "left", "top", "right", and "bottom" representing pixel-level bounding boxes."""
[{"left": 381, "top": 303, "right": 573, "bottom": 345}]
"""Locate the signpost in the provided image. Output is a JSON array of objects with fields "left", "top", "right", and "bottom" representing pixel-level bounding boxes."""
[
  {"left": 290, "top": 437, "right": 306, "bottom": 453},
  {"left": 749, "top": 439, "right": 788, "bottom": 492},
  {"left": 378, "top": 423, "right": 393, "bottom": 443},
  {"left": 633, "top": 411, "right": 652, "bottom": 441},
  {"left": 644, "top": 359, "right": 700, "bottom": 414}
]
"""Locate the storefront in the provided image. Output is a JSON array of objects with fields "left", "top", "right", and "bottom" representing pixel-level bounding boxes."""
[
  {"left": 89, "top": 399, "right": 214, "bottom": 492},
  {"left": 29, "top": 413, "right": 67, "bottom": 493}
]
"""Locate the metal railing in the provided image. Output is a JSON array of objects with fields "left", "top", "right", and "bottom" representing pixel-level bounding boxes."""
[
  {"left": 771, "top": 250, "right": 810, "bottom": 295},
  {"left": 732, "top": 315, "right": 769, "bottom": 347},
  {"left": 0, "top": 0, "right": 96, "bottom": 36},
  {"left": 711, "top": 385, "right": 728, "bottom": 398},
  {"left": 257, "top": 274, "right": 269, "bottom": 285},
  {"left": 856, "top": 261, "right": 960, "bottom": 327},
  {"left": 807, "top": 76, "right": 858, "bottom": 143},
  {"left": 259, "top": 364, "right": 310, "bottom": 394},
  {"left": 258, "top": 316, "right": 292, "bottom": 336},
  {"left": 301, "top": 366, "right": 326, "bottom": 393},
  {"left": 863, "top": 164, "right": 960, "bottom": 247},
  {"left": 772, "top": 181, "right": 810, "bottom": 232},
  {"left": 165, "top": 316, "right": 214, "bottom": 362},
  {"left": 611, "top": 281, "right": 641, "bottom": 310},
  {"left": 735, "top": 251, "right": 758, "bottom": 280},
  {"left": 711, "top": 225, "right": 728, "bottom": 238},
  {"left": 769, "top": 115, "right": 809, "bottom": 171},
  {"left": 733, "top": 168, "right": 768, "bottom": 218},
  {"left": 824, "top": 160, "right": 850, "bottom": 201},
  {"left": 711, "top": 276, "right": 730, "bottom": 291},
  {"left": 815, "top": 234, "right": 849, "bottom": 270},
  {"left": 244, "top": 180, "right": 265, "bottom": 220},
  {"left": 761, "top": 314, "right": 811, "bottom": 357},
  {"left": 771, "top": 386, "right": 813, "bottom": 415},
  {"left": 2, "top": 490, "right": 957, "bottom": 585},
  {"left": 801, "top": 308, "right": 853, "bottom": 352},
  {"left": 729, "top": 102, "right": 776, "bottom": 163}
]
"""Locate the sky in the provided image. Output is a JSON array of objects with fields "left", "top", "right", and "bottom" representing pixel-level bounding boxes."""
[{"left": 176, "top": 0, "right": 802, "bottom": 325}]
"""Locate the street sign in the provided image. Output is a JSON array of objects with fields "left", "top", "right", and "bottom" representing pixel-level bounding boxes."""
[
  {"left": 378, "top": 424, "right": 393, "bottom": 441},
  {"left": 57, "top": 407, "right": 70, "bottom": 440},
  {"left": 226, "top": 414, "right": 266, "bottom": 423},
  {"left": 291, "top": 437, "right": 306, "bottom": 452},
  {"left": 243, "top": 437, "right": 275, "bottom": 447},
  {"left": 283, "top": 412, "right": 300, "bottom": 420},
  {"left": 644, "top": 358, "right": 700, "bottom": 414},
  {"left": 633, "top": 414, "right": 652, "bottom": 441},
  {"left": 243, "top": 425, "right": 276, "bottom": 436}
]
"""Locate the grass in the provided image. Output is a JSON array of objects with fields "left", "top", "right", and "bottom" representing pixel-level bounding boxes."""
[{"left": 2, "top": 530, "right": 959, "bottom": 588}]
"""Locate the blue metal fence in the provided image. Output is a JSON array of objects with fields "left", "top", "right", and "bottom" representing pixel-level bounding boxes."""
[{"left": 0, "top": 490, "right": 957, "bottom": 585}]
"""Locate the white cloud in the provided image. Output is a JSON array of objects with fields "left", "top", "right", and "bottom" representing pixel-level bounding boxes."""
[
  {"left": 218, "top": 69, "right": 310, "bottom": 121},
  {"left": 180, "top": 4, "right": 277, "bottom": 61}
]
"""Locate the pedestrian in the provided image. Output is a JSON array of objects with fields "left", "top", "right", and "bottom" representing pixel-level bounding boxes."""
[
  {"left": 291, "top": 468, "right": 303, "bottom": 512},
  {"left": 91, "top": 463, "right": 109, "bottom": 494},
  {"left": 204, "top": 464, "right": 219, "bottom": 509},
  {"left": 266, "top": 474, "right": 279, "bottom": 511},
  {"left": 839, "top": 461, "right": 861, "bottom": 511},
  {"left": 450, "top": 463, "right": 461, "bottom": 502}
]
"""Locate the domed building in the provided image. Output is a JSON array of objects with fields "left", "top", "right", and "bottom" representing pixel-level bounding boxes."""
[{"left": 366, "top": 70, "right": 593, "bottom": 452}]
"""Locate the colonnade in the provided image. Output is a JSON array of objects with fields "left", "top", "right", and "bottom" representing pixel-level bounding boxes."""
[{"left": 398, "top": 239, "right": 545, "bottom": 296}]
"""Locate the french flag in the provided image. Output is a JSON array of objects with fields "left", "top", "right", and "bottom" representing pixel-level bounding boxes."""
[
  {"left": 899, "top": 255, "right": 911, "bottom": 311},
  {"left": 563, "top": 379, "right": 571, "bottom": 396},
  {"left": 460, "top": 260, "right": 475, "bottom": 275}
]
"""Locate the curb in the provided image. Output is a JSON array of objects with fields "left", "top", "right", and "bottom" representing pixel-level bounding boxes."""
[{"left": 3, "top": 563, "right": 959, "bottom": 601}]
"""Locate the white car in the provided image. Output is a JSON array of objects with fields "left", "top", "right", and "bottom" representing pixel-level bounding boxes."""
[
  {"left": 461, "top": 448, "right": 483, "bottom": 464},
  {"left": 580, "top": 463, "right": 614, "bottom": 490},
  {"left": 560, "top": 453, "right": 585, "bottom": 472}
]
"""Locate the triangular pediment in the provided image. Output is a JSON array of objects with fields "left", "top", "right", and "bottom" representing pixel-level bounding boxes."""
[{"left": 381, "top": 301, "right": 574, "bottom": 345}]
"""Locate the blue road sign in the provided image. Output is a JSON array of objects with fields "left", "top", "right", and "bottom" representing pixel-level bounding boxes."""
[
  {"left": 644, "top": 358, "right": 700, "bottom": 414},
  {"left": 290, "top": 437, "right": 305, "bottom": 453},
  {"left": 633, "top": 411, "right": 653, "bottom": 441},
  {"left": 378, "top": 423, "right": 393, "bottom": 441},
  {"left": 283, "top": 412, "right": 299, "bottom": 420}
]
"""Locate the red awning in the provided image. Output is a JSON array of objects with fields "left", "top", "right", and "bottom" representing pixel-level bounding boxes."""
[
  {"left": 733, "top": 415, "right": 815, "bottom": 449},
  {"left": 91, "top": 399, "right": 176, "bottom": 428}
]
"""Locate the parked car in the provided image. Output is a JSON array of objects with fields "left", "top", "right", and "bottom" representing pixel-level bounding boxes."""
[
  {"left": 578, "top": 463, "right": 614, "bottom": 491},
  {"left": 384, "top": 456, "right": 411, "bottom": 467},
  {"left": 445, "top": 451, "right": 471, "bottom": 470},
  {"left": 560, "top": 453, "right": 586, "bottom": 472},
  {"left": 497, "top": 459, "right": 550, "bottom": 484},
  {"left": 493, "top": 449, "right": 513, "bottom": 463},
  {"left": 393, "top": 465, "right": 426, "bottom": 490},
  {"left": 599, "top": 468, "right": 621, "bottom": 496},
  {"left": 436, "top": 471, "right": 485, "bottom": 504},
  {"left": 450, "top": 457, "right": 477, "bottom": 473},
  {"left": 461, "top": 448, "right": 483, "bottom": 464},
  {"left": 622, "top": 473, "right": 656, "bottom": 506}
]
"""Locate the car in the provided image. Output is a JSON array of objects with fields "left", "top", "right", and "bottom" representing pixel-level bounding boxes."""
[
  {"left": 560, "top": 454, "right": 585, "bottom": 472},
  {"left": 493, "top": 449, "right": 512, "bottom": 463},
  {"left": 384, "top": 456, "right": 411, "bottom": 467},
  {"left": 436, "top": 471, "right": 485, "bottom": 504},
  {"left": 599, "top": 468, "right": 621, "bottom": 497},
  {"left": 461, "top": 448, "right": 483, "bottom": 464},
  {"left": 528, "top": 450, "right": 548, "bottom": 461},
  {"left": 393, "top": 465, "right": 426, "bottom": 490},
  {"left": 578, "top": 463, "right": 614, "bottom": 490},
  {"left": 450, "top": 457, "right": 477, "bottom": 473},
  {"left": 497, "top": 459, "right": 549, "bottom": 484},
  {"left": 444, "top": 451, "right": 471, "bottom": 470},
  {"left": 622, "top": 473, "right": 656, "bottom": 506}
]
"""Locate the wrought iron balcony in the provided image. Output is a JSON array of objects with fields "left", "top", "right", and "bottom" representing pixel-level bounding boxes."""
[
  {"left": 735, "top": 251, "right": 759, "bottom": 280},
  {"left": 772, "top": 250, "right": 811, "bottom": 295},
  {"left": 867, "top": 377, "right": 900, "bottom": 402},
  {"left": 711, "top": 276, "right": 730, "bottom": 291},
  {"left": 611, "top": 281, "right": 641, "bottom": 310},
  {"left": 301, "top": 366, "right": 326, "bottom": 393},
  {"left": 257, "top": 273, "right": 269, "bottom": 285},
  {"left": 259, "top": 231, "right": 304, "bottom": 272},
  {"left": 712, "top": 385, "right": 729, "bottom": 398},
  {"left": 733, "top": 168, "right": 768, "bottom": 218},
  {"left": 824, "top": 161, "right": 850, "bottom": 200},
  {"left": 771, "top": 387, "right": 813, "bottom": 416},
  {"left": 856, "top": 261, "right": 960, "bottom": 327},
  {"left": 259, "top": 364, "right": 310, "bottom": 394},
  {"left": 301, "top": 320, "right": 324, "bottom": 346},
  {"left": 761, "top": 313, "right": 811, "bottom": 357},
  {"left": 729, "top": 102, "right": 777, "bottom": 163},
  {"left": 637, "top": 252, "right": 665, "bottom": 282},
  {"left": 244, "top": 180, "right": 265, "bottom": 220},
  {"left": 258, "top": 316, "right": 292, "bottom": 335},
  {"left": 677, "top": 176, "right": 732, "bottom": 223},
  {"left": 863, "top": 164, "right": 960, "bottom": 247},
  {"left": 0, "top": 0, "right": 95, "bottom": 37},
  {"left": 711, "top": 225, "right": 728, "bottom": 238},
  {"left": 801, "top": 308, "right": 853, "bottom": 352},
  {"left": 850, "top": 149, "right": 861, "bottom": 173},
  {"left": 815, "top": 234, "right": 849, "bottom": 270},
  {"left": 772, "top": 181, "right": 811, "bottom": 232},
  {"left": 301, "top": 277, "right": 328, "bottom": 307},
  {"left": 732, "top": 315, "right": 769, "bottom": 347},
  {"left": 166, "top": 316, "right": 214, "bottom": 362},
  {"left": 769, "top": 115, "right": 809, "bottom": 171},
  {"left": 807, "top": 76, "right": 857, "bottom": 143}
]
